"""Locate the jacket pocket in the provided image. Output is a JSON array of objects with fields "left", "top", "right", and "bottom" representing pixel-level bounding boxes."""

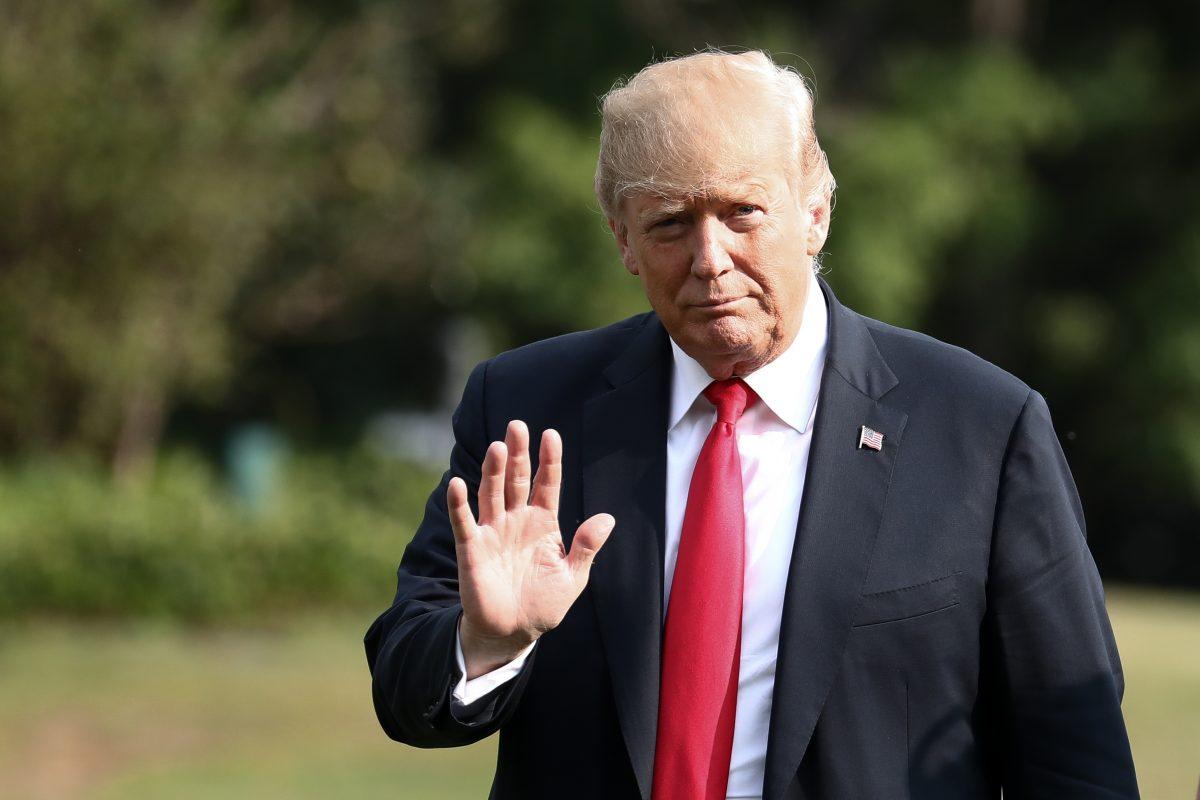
[{"left": 851, "top": 572, "right": 960, "bottom": 627}]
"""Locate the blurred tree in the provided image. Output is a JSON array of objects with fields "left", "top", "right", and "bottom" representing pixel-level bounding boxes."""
[
  {"left": 0, "top": 0, "right": 434, "bottom": 477},
  {"left": 0, "top": 0, "right": 1194, "bottom": 585}
]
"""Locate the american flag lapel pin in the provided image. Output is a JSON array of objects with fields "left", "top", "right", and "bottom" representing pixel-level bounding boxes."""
[{"left": 858, "top": 425, "right": 884, "bottom": 451}]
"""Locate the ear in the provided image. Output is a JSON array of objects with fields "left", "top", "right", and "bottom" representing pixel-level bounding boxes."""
[
  {"left": 607, "top": 216, "right": 640, "bottom": 276},
  {"left": 805, "top": 192, "right": 831, "bottom": 256}
]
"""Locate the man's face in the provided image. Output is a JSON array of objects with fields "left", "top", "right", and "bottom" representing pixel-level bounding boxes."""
[{"left": 610, "top": 160, "right": 829, "bottom": 379}]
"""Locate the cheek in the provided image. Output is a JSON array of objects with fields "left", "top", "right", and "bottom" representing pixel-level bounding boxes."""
[
  {"left": 639, "top": 252, "right": 689, "bottom": 294},
  {"left": 754, "top": 238, "right": 805, "bottom": 289},
  {"left": 633, "top": 267, "right": 680, "bottom": 317},
  {"left": 737, "top": 251, "right": 772, "bottom": 294}
]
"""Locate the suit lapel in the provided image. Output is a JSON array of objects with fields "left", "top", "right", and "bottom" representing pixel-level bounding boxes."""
[
  {"left": 762, "top": 277, "right": 909, "bottom": 800},
  {"left": 582, "top": 314, "right": 671, "bottom": 800},
  {"left": 580, "top": 280, "right": 907, "bottom": 800}
]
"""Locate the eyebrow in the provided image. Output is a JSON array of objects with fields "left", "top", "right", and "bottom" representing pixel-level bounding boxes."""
[
  {"left": 706, "top": 182, "right": 770, "bottom": 205},
  {"left": 636, "top": 200, "right": 689, "bottom": 228},
  {"left": 635, "top": 182, "right": 772, "bottom": 228}
]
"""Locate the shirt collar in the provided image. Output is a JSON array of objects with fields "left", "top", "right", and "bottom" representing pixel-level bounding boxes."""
[{"left": 667, "top": 269, "right": 828, "bottom": 434}]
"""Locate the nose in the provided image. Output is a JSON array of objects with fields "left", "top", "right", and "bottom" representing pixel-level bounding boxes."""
[{"left": 690, "top": 215, "right": 735, "bottom": 279}]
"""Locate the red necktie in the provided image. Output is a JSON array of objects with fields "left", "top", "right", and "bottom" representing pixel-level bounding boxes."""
[{"left": 653, "top": 378, "right": 758, "bottom": 800}]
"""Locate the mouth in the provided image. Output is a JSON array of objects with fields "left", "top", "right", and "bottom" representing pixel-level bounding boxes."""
[{"left": 693, "top": 297, "right": 745, "bottom": 311}]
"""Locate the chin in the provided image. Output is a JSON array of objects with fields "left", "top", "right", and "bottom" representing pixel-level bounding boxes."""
[{"left": 692, "top": 314, "right": 757, "bottom": 355}]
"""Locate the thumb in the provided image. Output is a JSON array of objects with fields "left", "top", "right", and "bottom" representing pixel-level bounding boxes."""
[{"left": 567, "top": 513, "right": 615, "bottom": 584}]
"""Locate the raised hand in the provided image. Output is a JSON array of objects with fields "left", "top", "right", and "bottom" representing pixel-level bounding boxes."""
[{"left": 448, "top": 420, "right": 615, "bottom": 679}]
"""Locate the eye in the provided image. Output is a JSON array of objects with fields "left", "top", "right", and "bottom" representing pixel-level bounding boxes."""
[
  {"left": 727, "top": 204, "right": 764, "bottom": 226},
  {"left": 648, "top": 216, "right": 685, "bottom": 235}
]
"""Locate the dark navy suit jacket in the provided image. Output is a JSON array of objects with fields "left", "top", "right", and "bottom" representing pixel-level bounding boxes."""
[{"left": 364, "top": 276, "right": 1139, "bottom": 799}]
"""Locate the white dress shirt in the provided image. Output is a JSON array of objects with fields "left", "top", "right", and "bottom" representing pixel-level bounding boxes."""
[{"left": 453, "top": 270, "right": 829, "bottom": 800}]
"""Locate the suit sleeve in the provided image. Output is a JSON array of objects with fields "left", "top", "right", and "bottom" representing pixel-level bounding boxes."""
[
  {"left": 363, "top": 358, "right": 538, "bottom": 747},
  {"left": 985, "top": 389, "right": 1139, "bottom": 797}
]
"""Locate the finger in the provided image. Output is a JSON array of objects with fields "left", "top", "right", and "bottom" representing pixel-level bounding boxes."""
[
  {"left": 530, "top": 428, "right": 563, "bottom": 512},
  {"left": 504, "top": 420, "right": 532, "bottom": 510},
  {"left": 567, "top": 513, "right": 615, "bottom": 587},
  {"left": 478, "top": 440, "right": 507, "bottom": 526},
  {"left": 446, "top": 476, "right": 478, "bottom": 547}
]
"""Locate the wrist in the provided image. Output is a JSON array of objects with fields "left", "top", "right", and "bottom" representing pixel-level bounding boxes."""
[{"left": 458, "top": 613, "right": 538, "bottom": 679}]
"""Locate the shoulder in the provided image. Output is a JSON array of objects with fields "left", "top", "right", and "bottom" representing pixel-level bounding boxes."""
[
  {"left": 856, "top": 311, "right": 1033, "bottom": 420},
  {"left": 471, "top": 311, "right": 655, "bottom": 403},
  {"left": 489, "top": 312, "right": 652, "bottom": 373},
  {"left": 851, "top": 311, "right": 1068, "bottom": 508},
  {"left": 452, "top": 312, "right": 657, "bottom": 439}
]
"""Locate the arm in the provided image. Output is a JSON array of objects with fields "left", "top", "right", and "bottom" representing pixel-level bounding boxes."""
[
  {"left": 985, "top": 389, "right": 1139, "bottom": 797},
  {"left": 364, "top": 360, "right": 524, "bottom": 746},
  {"left": 364, "top": 359, "right": 613, "bottom": 747}
]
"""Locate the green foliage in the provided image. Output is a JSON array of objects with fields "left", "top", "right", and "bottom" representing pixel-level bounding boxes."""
[
  {"left": 0, "top": 0, "right": 432, "bottom": 469},
  {"left": 824, "top": 46, "right": 1075, "bottom": 322},
  {"left": 0, "top": 1, "right": 1195, "bottom": 589},
  {"left": 450, "top": 94, "right": 649, "bottom": 346},
  {"left": 0, "top": 451, "right": 435, "bottom": 622}
]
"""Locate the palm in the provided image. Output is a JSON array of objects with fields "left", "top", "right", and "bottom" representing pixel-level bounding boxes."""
[
  {"left": 448, "top": 421, "right": 614, "bottom": 646},
  {"left": 461, "top": 504, "right": 577, "bottom": 637}
]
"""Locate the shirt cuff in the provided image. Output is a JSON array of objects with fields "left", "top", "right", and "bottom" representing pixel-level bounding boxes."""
[{"left": 452, "top": 624, "right": 537, "bottom": 707}]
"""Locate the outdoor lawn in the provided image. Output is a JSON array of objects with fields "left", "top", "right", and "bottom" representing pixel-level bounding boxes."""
[{"left": 1, "top": 587, "right": 1196, "bottom": 800}]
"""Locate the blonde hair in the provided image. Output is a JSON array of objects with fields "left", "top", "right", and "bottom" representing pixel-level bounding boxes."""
[{"left": 595, "top": 49, "right": 835, "bottom": 222}]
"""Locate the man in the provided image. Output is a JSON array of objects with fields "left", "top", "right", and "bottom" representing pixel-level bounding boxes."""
[{"left": 365, "top": 50, "right": 1139, "bottom": 799}]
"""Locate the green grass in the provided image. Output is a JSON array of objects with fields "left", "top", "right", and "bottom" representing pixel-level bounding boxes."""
[
  {"left": 0, "top": 614, "right": 498, "bottom": 800},
  {"left": 1106, "top": 587, "right": 1200, "bottom": 799},
  {"left": 0, "top": 587, "right": 1195, "bottom": 799}
]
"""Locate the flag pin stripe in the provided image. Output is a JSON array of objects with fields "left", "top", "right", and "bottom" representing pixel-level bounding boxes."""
[{"left": 858, "top": 425, "right": 884, "bottom": 451}]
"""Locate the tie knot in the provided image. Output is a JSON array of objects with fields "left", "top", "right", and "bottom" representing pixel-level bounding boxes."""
[{"left": 703, "top": 378, "right": 758, "bottom": 424}]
